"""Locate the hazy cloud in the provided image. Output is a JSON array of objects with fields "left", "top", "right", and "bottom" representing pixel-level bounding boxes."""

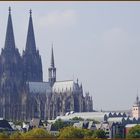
[{"left": 38, "top": 10, "right": 77, "bottom": 30}]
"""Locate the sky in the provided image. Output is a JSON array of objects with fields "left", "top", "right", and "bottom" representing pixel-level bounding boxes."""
[{"left": 0, "top": 1, "right": 139, "bottom": 111}]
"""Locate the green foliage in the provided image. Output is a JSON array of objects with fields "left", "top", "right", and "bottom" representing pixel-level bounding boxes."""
[
  {"left": 22, "top": 128, "right": 52, "bottom": 138},
  {"left": 127, "top": 125, "right": 140, "bottom": 138},
  {"left": 82, "top": 129, "right": 94, "bottom": 138},
  {"left": 10, "top": 131, "right": 23, "bottom": 139},
  {"left": 13, "top": 121, "right": 23, "bottom": 126},
  {"left": 115, "top": 133, "right": 122, "bottom": 138},
  {"left": 71, "top": 117, "right": 84, "bottom": 121},
  {"left": 0, "top": 132, "right": 9, "bottom": 138},
  {"left": 93, "top": 129, "right": 106, "bottom": 138},
  {"left": 59, "top": 126, "right": 85, "bottom": 138},
  {"left": 52, "top": 119, "right": 72, "bottom": 131}
]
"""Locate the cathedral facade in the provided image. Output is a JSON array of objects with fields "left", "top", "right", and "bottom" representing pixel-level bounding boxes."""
[{"left": 0, "top": 8, "right": 93, "bottom": 121}]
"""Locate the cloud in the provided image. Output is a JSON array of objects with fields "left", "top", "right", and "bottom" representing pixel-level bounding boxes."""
[{"left": 37, "top": 10, "right": 77, "bottom": 30}]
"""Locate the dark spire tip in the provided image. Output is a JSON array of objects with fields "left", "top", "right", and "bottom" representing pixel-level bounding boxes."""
[
  {"left": 29, "top": 9, "right": 32, "bottom": 16},
  {"left": 9, "top": 6, "right": 11, "bottom": 14}
]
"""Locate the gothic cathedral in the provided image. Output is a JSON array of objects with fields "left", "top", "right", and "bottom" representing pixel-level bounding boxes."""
[{"left": 0, "top": 8, "right": 93, "bottom": 121}]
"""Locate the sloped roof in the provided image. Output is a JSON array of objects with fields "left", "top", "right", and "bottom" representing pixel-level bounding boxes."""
[
  {"left": 107, "top": 117, "right": 127, "bottom": 123},
  {"left": 0, "top": 119, "right": 13, "bottom": 130},
  {"left": 30, "top": 118, "right": 44, "bottom": 127},
  {"left": 88, "top": 121, "right": 96, "bottom": 129},
  {"left": 56, "top": 112, "right": 109, "bottom": 122},
  {"left": 53, "top": 80, "right": 79, "bottom": 93},
  {"left": 73, "top": 122, "right": 83, "bottom": 128},
  {"left": 95, "top": 123, "right": 110, "bottom": 130},
  {"left": 27, "top": 82, "right": 52, "bottom": 94}
]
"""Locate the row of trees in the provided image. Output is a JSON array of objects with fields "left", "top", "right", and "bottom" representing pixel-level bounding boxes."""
[
  {"left": 0, "top": 128, "right": 52, "bottom": 139},
  {"left": 0, "top": 127, "right": 106, "bottom": 139},
  {"left": 59, "top": 126, "right": 106, "bottom": 138}
]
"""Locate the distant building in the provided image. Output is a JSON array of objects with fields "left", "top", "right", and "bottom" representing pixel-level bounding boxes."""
[
  {"left": 132, "top": 95, "right": 140, "bottom": 119},
  {"left": 55, "top": 111, "right": 128, "bottom": 122},
  {"left": 0, "top": 8, "right": 93, "bottom": 121},
  {"left": 29, "top": 118, "right": 44, "bottom": 128},
  {"left": 55, "top": 111, "right": 140, "bottom": 139}
]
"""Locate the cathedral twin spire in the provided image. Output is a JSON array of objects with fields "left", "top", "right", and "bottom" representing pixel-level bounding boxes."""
[
  {"left": 4, "top": 7, "right": 15, "bottom": 50},
  {"left": 25, "top": 9, "right": 37, "bottom": 53},
  {"left": 4, "top": 7, "right": 56, "bottom": 83},
  {"left": 5, "top": 7, "right": 36, "bottom": 53},
  {"left": 4, "top": 7, "right": 43, "bottom": 82}
]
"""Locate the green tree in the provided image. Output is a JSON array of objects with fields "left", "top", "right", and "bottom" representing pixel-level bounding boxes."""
[
  {"left": 115, "top": 133, "right": 122, "bottom": 138},
  {"left": 0, "top": 132, "right": 9, "bottom": 138},
  {"left": 83, "top": 129, "right": 94, "bottom": 138},
  {"left": 52, "top": 119, "right": 72, "bottom": 131},
  {"left": 127, "top": 125, "right": 140, "bottom": 138},
  {"left": 23, "top": 128, "right": 52, "bottom": 138},
  {"left": 59, "top": 126, "right": 84, "bottom": 138},
  {"left": 93, "top": 129, "right": 106, "bottom": 138},
  {"left": 10, "top": 131, "right": 23, "bottom": 139},
  {"left": 13, "top": 121, "right": 23, "bottom": 126},
  {"left": 71, "top": 117, "right": 84, "bottom": 121}
]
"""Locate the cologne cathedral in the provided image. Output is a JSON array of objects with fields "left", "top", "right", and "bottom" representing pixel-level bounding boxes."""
[{"left": 0, "top": 8, "right": 93, "bottom": 121}]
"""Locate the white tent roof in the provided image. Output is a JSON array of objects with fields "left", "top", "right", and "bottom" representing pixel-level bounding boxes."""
[{"left": 56, "top": 112, "right": 110, "bottom": 122}]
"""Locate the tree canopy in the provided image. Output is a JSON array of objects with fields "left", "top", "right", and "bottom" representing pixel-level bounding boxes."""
[
  {"left": 51, "top": 119, "right": 72, "bottom": 131},
  {"left": 127, "top": 125, "right": 140, "bottom": 138},
  {"left": 71, "top": 117, "right": 84, "bottom": 121},
  {"left": 93, "top": 129, "right": 106, "bottom": 138},
  {"left": 23, "top": 128, "right": 52, "bottom": 138},
  {"left": 59, "top": 126, "right": 85, "bottom": 138},
  {"left": 58, "top": 126, "right": 106, "bottom": 138}
]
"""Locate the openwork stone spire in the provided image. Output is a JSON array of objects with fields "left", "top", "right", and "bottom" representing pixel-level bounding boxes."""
[
  {"left": 25, "top": 9, "right": 36, "bottom": 52},
  {"left": 51, "top": 44, "right": 55, "bottom": 68},
  {"left": 48, "top": 44, "right": 56, "bottom": 87},
  {"left": 4, "top": 7, "right": 16, "bottom": 49}
]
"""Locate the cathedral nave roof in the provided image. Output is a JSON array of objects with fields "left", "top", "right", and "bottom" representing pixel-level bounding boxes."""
[
  {"left": 27, "top": 82, "right": 52, "bottom": 94},
  {"left": 52, "top": 80, "right": 80, "bottom": 93}
]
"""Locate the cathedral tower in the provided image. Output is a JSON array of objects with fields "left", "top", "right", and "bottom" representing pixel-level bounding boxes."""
[
  {"left": 48, "top": 45, "right": 56, "bottom": 87},
  {"left": 0, "top": 7, "right": 22, "bottom": 86},
  {"left": 0, "top": 7, "right": 23, "bottom": 120},
  {"left": 22, "top": 10, "right": 43, "bottom": 82}
]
